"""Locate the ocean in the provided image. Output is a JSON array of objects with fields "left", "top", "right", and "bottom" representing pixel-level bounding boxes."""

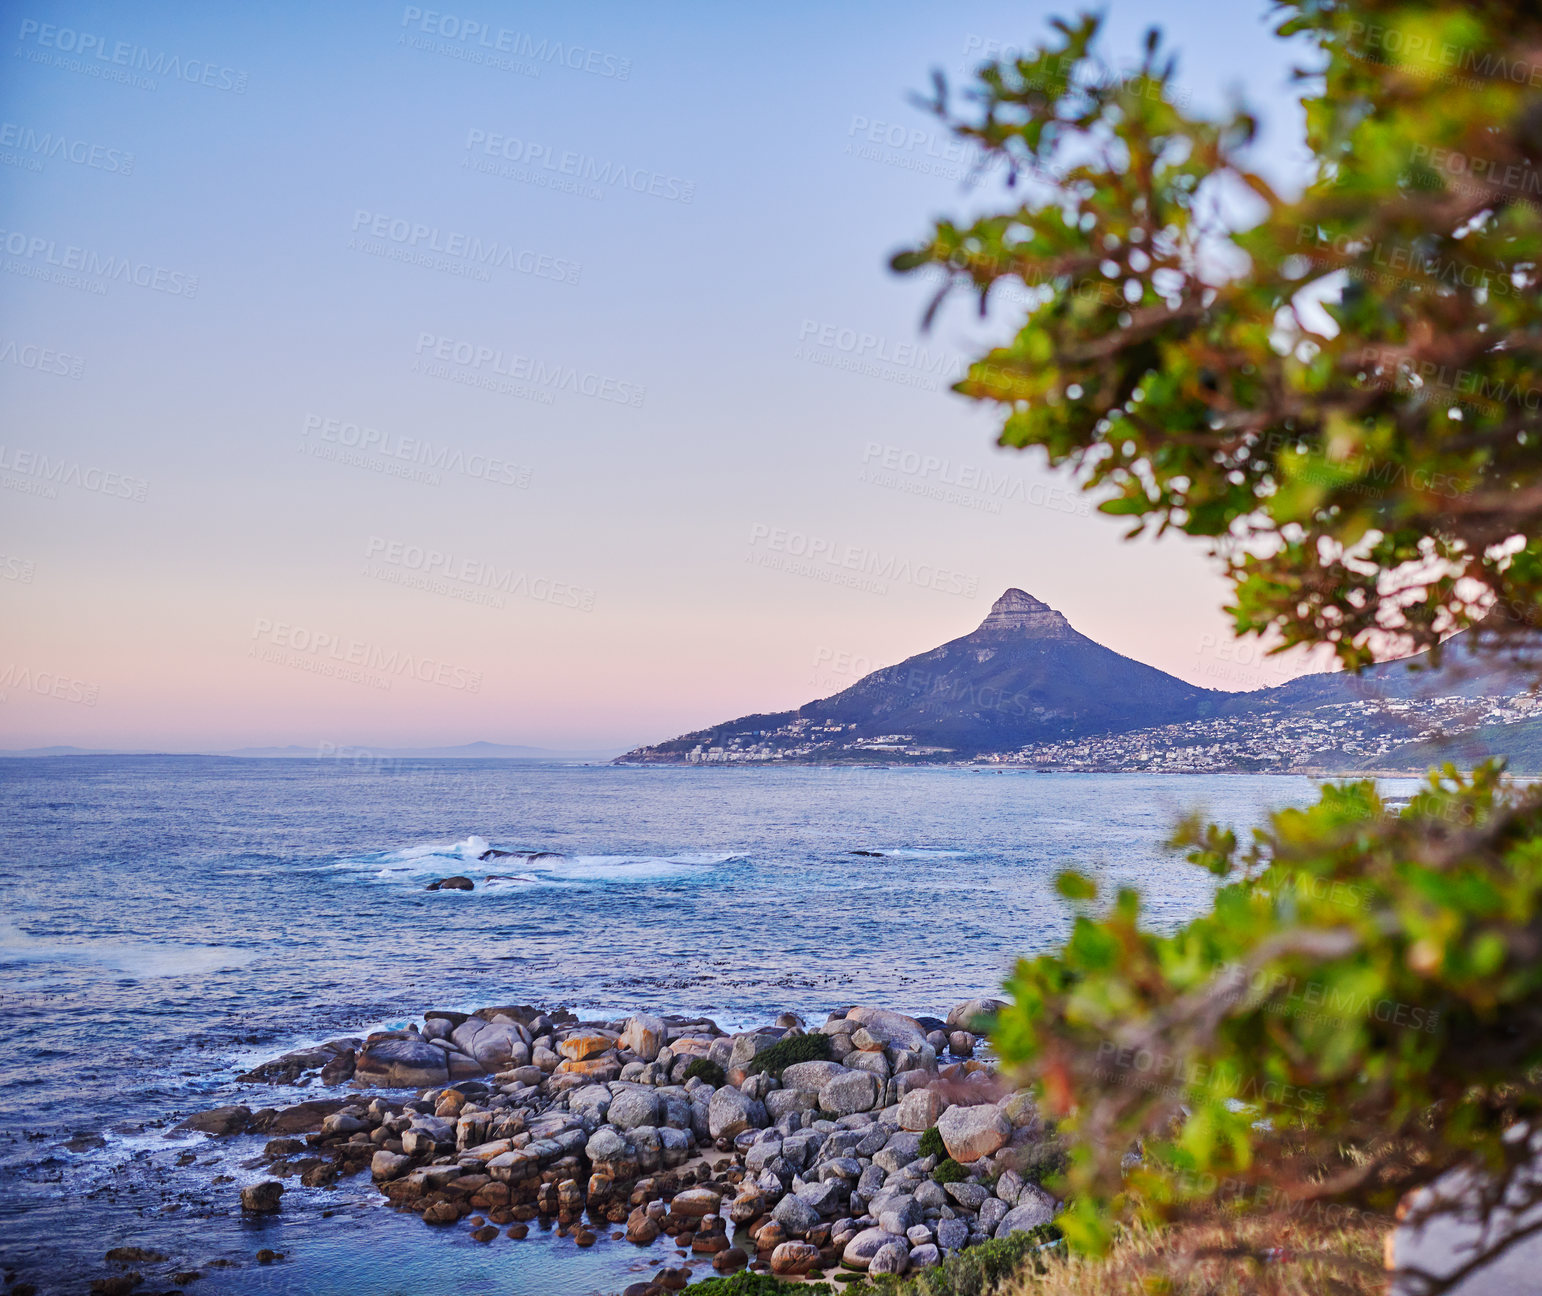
[{"left": 0, "top": 757, "right": 1402, "bottom": 1294}]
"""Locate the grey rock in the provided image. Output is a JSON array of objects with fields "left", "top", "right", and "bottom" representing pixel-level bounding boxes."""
[
  {"left": 979, "top": 1195, "right": 1008, "bottom": 1233},
  {"left": 842, "top": 1226, "right": 905, "bottom": 1269},
  {"left": 898, "top": 1087, "right": 944, "bottom": 1132},
  {"left": 772, "top": 1192, "right": 821, "bottom": 1237},
  {"left": 877, "top": 1195, "right": 922, "bottom": 1235},
  {"left": 794, "top": 1178, "right": 847, "bottom": 1215},
  {"left": 910, "top": 1242, "right": 941, "bottom": 1268},
  {"left": 241, "top": 1181, "right": 283, "bottom": 1213},
  {"left": 607, "top": 1088, "right": 662, "bottom": 1131},
  {"left": 820, "top": 1070, "right": 879, "bottom": 1116},
  {"left": 995, "top": 1186, "right": 1058, "bottom": 1237},
  {"left": 780, "top": 1060, "right": 851, "bottom": 1093},
  {"left": 708, "top": 1086, "right": 767, "bottom": 1139},
  {"left": 727, "top": 1032, "right": 777, "bottom": 1073},
  {"left": 915, "top": 1180, "right": 947, "bottom": 1208},
  {"left": 870, "top": 1239, "right": 910, "bottom": 1275},
  {"left": 944, "top": 1180, "right": 989, "bottom": 1210},
  {"left": 936, "top": 1103, "right": 1010, "bottom": 1163},
  {"left": 996, "top": 1168, "right": 1024, "bottom": 1205},
  {"left": 936, "top": 1217, "right": 969, "bottom": 1252},
  {"left": 765, "top": 1088, "right": 817, "bottom": 1120},
  {"left": 745, "top": 1137, "right": 783, "bottom": 1173},
  {"left": 354, "top": 1037, "right": 449, "bottom": 1088},
  {"left": 946, "top": 998, "right": 1005, "bottom": 1030}
]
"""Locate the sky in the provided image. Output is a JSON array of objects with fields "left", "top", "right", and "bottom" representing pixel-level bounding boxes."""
[{"left": 0, "top": 0, "right": 1321, "bottom": 753}]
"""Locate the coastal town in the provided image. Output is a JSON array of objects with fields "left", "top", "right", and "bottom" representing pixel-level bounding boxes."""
[{"left": 669, "top": 693, "right": 1542, "bottom": 773}]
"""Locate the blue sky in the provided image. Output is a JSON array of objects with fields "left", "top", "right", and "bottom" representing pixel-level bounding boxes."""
[{"left": 0, "top": 0, "right": 1317, "bottom": 750}]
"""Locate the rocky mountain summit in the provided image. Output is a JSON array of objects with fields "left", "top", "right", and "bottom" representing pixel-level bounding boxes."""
[
  {"left": 177, "top": 999, "right": 1059, "bottom": 1289},
  {"left": 623, "top": 588, "right": 1218, "bottom": 763},
  {"left": 621, "top": 588, "right": 1538, "bottom": 770}
]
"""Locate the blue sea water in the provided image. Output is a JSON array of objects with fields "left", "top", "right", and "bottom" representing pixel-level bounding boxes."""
[{"left": 0, "top": 757, "right": 1403, "bottom": 1295}]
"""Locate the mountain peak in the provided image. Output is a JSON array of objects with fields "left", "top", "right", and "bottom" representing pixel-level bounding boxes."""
[{"left": 977, "top": 588, "right": 1071, "bottom": 635}]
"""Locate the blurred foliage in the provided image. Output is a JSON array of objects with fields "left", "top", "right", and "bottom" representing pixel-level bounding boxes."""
[
  {"left": 896, "top": 1, "right": 1542, "bottom": 668},
  {"left": 894, "top": 2, "right": 1542, "bottom": 1288}
]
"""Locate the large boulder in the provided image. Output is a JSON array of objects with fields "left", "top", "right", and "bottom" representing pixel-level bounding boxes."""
[
  {"left": 557, "top": 1033, "right": 614, "bottom": 1061},
  {"left": 819, "top": 1070, "right": 879, "bottom": 1116},
  {"left": 946, "top": 998, "right": 1005, "bottom": 1030},
  {"left": 843, "top": 1006, "right": 927, "bottom": 1052},
  {"left": 771, "top": 1193, "right": 821, "bottom": 1237},
  {"left": 608, "top": 1088, "right": 663, "bottom": 1131},
  {"left": 936, "top": 1102, "right": 1010, "bottom": 1163},
  {"left": 780, "top": 1060, "right": 851, "bottom": 1093},
  {"left": 936, "top": 1217, "right": 969, "bottom": 1252},
  {"left": 371, "top": 1150, "right": 412, "bottom": 1181},
  {"left": 995, "top": 1185, "right": 1058, "bottom": 1237},
  {"left": 843, "top": 1227, "right": 906, "bottom": 1270},
  {"left": 898, "top": 1087, "right": 944, "bottom": 1132},
  {"left": 870, "top": 1240, "right": 911, "bottom": 1275},
  {"left": 241, "top": 1181, "right": 284, "bottom": 1213},
  {"left": 770, "top": 1241, "right": 821, "bottom": 1276},
  {"left": 355, "top": 1037, "right": 450, "bottom": 1088},
  {"left": 176, "top": 1105, "right": 251, "bottom": 1136},
  {"left": 708, "top": 1086, "right": 766, "bottom": 1139},
  {"left": 567, "top": 1084, "right": 613, "bottom": 1123},
  {"left": 621, "top": 1013, "right": 666, "bottom": 1061},
  {"left": 450, "top": 1017, "right": 529, "bottom": 1071}
]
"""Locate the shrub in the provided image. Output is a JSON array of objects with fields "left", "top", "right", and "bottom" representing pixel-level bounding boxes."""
[
  {"left": 683, "top": 1057, "right": 726, "bottom": 1087},
  {"left": 852, "top": 1229, "right": 1061, "bottom": 1295},
  {"left": 686, "top": 1272, "right": 834, "bottom": 1296},
  {"left": 917, "top": 1126, "right": 945, "bottom": 1160},
  {"left": 745, "top": 1031, "right": 831, "bottom": 1079},
  {"left": 932, "top": 1157, "right": 968, "bottom": 1185}
]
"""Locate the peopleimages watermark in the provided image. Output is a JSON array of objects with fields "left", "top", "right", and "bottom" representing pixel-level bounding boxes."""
[
  {"left": 1346, "top": 19, "right": 1542, "bottom": 90},
  {"left": 1296, "top": 225, "right": 1521, "bottom": 298},
  {"left": 14, "top": 19, "right": 249, "bottom": 93},
  {"left": 299, "top": 413, "right": 533, "bottom": 489},
  {"left": 795, "top": 319, "right": 964, "bottom": 391},
  {"left": 347, "top": 210, "right": 581, "bottom": 287},
  {"left": 746, "top": 523, "right": 979, "bottom": 599},
  {"left": 0, "top": 228, "right": 198, "bottom": 298},
  {"left": 0, "top": 662, "right": 99, "bottom": 706},
  {"left": 0, "top": 337, "right": 83, "bottom": 379},
  {"left": 1356, "top": 343, "right": 1542, "bottom": 418},
  {"left": 859, "top": 441, "right": 1088, "bottom": 518},
  {"left": 250, "top": 619, "right": 483, "bottom": 693},
  {"left": 363, "top": 535, "right": 597, "bottom": 612},
  {"left": 1406, "top": 143, "right": 1542, "bottom": 212},
  {"left": 1093, "top": 1039, "right": 1322, "bottom": 1112},
  {"left": 0, "top": 552, "right": 36, "bottom": 582},
  {"left": 0, "top": 446, "right": 149, "bottom": 502},
  {"left": 398, "top": 6, "right": 631, "bottom": 80},
  {"left": 463, "top": 129, "right": 694, "bottom": 203},
  {"left": 0, "top": 121, "right": 133, "bottom": 175},
  {"left": 844, "top": 114, "right": 1005, "bottom": 184},
  {"left": 411, "top": 333, "right": 644, "bottom": 407}
]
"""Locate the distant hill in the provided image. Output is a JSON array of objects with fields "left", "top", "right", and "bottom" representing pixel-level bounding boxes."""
[
  {"left": 623, "top": 589, "right": 1225, "bottom": 763},
  {"left": 621, "top": 589, "right": 1537, "bottom": 769}
]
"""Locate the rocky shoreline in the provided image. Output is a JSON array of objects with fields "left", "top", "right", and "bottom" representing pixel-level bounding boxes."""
[{"left": 176, "top": 998, "right": 1061, "bottom": 1293}]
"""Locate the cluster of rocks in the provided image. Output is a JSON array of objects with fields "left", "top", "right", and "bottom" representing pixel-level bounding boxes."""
[{"left": 187, "top": 998, "right": 1061, "bottom": 1288}]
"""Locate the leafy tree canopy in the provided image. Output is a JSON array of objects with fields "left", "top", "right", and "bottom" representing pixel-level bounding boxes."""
[{"left": 894, "top": 3, "right": 1542, "bottom": 1289}]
